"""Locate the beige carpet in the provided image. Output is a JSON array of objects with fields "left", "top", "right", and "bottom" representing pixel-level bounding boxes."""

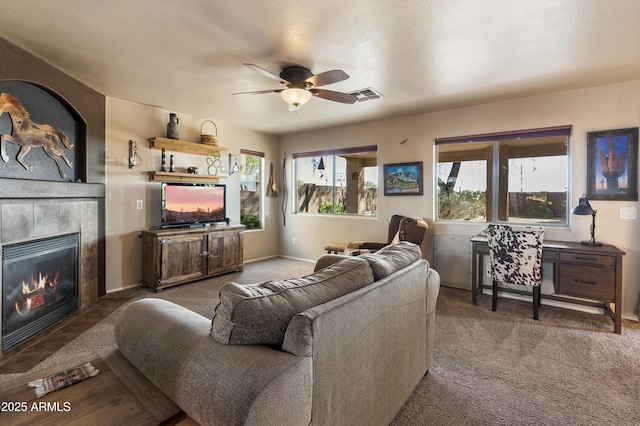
[
  {"left": 393, "top": 286, "right": 640, "bottom": 425},
  {"left": 1, "top": 256, "right": 639, "bottom": 425}
]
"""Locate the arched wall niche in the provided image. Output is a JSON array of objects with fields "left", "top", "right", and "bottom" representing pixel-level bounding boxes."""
[{"left": 0, "top": 79, "right": 87, "bottom": 182}]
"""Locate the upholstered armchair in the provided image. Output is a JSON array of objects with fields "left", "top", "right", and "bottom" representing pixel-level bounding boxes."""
[
  {"left": 486, "top": 224, "right": 545, "bottom": 320},
  {"left": 324, "top": 215, "right": 428, "bottom": 255}
]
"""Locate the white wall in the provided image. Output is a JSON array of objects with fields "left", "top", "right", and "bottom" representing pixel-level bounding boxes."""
[
  {"left": 280, "top": 81, "right": 640, "bottom": 319},
  {"left": 105, "top": 98, "right": 280, "bottom": 293}
]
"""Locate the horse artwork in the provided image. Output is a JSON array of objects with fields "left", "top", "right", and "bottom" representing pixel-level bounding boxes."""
[{"left": 0, "top": 92, "right": 74, "bottom": 179}]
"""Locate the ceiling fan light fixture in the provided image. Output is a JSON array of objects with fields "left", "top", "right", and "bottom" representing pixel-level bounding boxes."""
[{"left": 281, "top": 88, "right": 312, "bottom": 107}]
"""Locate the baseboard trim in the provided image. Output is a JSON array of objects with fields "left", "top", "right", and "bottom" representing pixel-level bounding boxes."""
[
  {"left": 277, "top": 255, "right": 316, "bottom": 264},
  {"left": 245, "top": 254, "right": 315, "bottom": 264},
  {"left": 106, "top": 283, "right": 141, "bottom": 294}
]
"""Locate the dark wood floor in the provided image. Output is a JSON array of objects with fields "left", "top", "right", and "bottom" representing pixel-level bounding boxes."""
[
  {"left": 0, "top": 298, "right": 128, "bottom": 374},
  {"left": 0, "top": 348, "right": 189, "bottom": 425},
  {"left": 0, "top": 294, "right": 209, "bottom": 425}
]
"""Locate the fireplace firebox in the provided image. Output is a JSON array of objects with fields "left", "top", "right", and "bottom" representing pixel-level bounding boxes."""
[{"left": 2, "top": 233, "right": 79, "bottom": 352}]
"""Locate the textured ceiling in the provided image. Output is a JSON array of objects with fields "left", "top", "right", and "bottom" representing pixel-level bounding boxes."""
[{"left": 1, "top": 0, "right": 639, "bottom": 135}]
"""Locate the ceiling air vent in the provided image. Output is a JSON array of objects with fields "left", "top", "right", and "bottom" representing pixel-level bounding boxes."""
[{"left": 348, "top": 87, "right": 383, "bottom": 102}]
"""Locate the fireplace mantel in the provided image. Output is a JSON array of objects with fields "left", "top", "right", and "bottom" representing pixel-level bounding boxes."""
[{"left": 0, "top": 179, "right": 104, "bottom": 199}]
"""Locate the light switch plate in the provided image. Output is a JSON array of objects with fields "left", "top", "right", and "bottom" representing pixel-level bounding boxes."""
[
  {"left": 619, "top": 207, "right": 636, "bottom": 219},
  {"left": 136, "top": 199, "right": 143, "bottom": 210}
]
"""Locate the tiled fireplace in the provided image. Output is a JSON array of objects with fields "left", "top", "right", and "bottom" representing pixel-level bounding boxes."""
[
  {"left": 0, "top": 199, "right": 100, "bottom": 353},
  {"left": 2, "top": 233, "right": 79, "bottom": 351},
  {"left": 0, "top": 37, "right": 107, "bottom": 356}
]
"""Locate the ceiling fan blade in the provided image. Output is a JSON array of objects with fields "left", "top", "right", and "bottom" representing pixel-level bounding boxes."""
[
  {"left": 232, "top": 89, "right": 284, "bottom": 96},
  {"left": 243, "top": 63, "right": 290, "bottom": 85},
  {"left": 311, "top": 89, "right": 357, "bottom": 104},
  {"left": 305, "top": 69, "right": 350, "bottom": 87}
]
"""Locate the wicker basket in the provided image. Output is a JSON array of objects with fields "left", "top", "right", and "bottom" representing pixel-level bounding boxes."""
[{"left": 200, "top": 120, "right": 218, "bottom": 146}]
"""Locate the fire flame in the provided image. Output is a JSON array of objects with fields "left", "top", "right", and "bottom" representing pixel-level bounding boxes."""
[{"left": 14, "top": 271, "right": 59, "bottom": 315}]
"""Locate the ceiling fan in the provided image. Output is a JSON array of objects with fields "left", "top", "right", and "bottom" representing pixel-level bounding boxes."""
[{"left": 233, "top": 63, "right": 357, "bottom": 110}]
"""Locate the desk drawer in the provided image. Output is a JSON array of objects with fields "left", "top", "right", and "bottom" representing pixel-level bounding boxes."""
[
  {"left": 559, "top": 252, "right": 615, "bottom": 267},
  {"left": 558, "top": 264, "right": 615, "bottom": 300}
]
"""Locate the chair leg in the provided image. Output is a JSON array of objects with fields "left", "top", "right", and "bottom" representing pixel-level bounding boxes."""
[
  {"left": 533, "top": 286, "right": 540, "bottom": 320},
  {"left": 492, "top": 279, "right": 498, "bottom": 312}
]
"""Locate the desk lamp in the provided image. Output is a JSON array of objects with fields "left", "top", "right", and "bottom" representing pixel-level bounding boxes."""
[{"left": 572, "top": 193, "right": 602, "bottom": 247}]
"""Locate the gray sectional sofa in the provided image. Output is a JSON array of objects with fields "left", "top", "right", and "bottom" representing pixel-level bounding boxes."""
[{"left": 114, "top": 241, "right": 440, "bottom": 426}]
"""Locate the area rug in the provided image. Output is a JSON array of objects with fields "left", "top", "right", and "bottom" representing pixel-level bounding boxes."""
[
  {"left": 0, "top": 257, "right": 315, "bottom": 385},
  {"left": 0, "top": 297, "right": 129, "bottom": 374}
]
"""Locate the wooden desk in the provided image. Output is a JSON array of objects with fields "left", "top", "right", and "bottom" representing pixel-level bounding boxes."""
[{"left": 471, "top": 236, "right": 625, "bottom": 334}]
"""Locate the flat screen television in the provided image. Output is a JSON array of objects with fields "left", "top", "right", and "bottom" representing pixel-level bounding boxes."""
[{"left": 161, "top": 182, "right": 227, "bottom": 228}]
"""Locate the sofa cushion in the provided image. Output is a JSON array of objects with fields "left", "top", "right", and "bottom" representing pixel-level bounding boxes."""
[
  {"left": 360, "top": 241, "right": 423, "bottom": 281},
  {"left": 211, "top": 256, "right": 374, "bottom": 345}
]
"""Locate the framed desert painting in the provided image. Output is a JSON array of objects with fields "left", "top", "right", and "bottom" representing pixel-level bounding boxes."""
[
  {"left": 587, "top": 127, "right": 638, "bottom": 201},
  {"left": 383, "top": 161, "right": 423, "bottom": 196}
]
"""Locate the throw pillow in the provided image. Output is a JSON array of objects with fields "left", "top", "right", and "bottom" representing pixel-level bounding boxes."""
[
  {"left": 211, "top": 256, "right": 374, "bottom": 345},
  {"left": 360, "top": 241, "right": 423, "bottom": 281}
]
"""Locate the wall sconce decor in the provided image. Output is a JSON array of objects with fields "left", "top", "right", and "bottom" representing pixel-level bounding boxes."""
[
  {"left": 128, "top": 140, "right": 141, "bottom": 169},
  {"left": 229, "top": 154, "right": 239, "bottom": 175},
  {"left": 571, "top": 193, "right": 602, "bottom": 246}
]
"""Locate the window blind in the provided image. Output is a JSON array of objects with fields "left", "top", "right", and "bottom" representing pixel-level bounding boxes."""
[
  {"left": 240, "top": 148, "right": 265, "bottom": 157},
  {"left": 292, "top": 145, "right": 377, "bottom": 159},
  {"left": 435, "top": 125, "right": 572, "bottom": 145}
]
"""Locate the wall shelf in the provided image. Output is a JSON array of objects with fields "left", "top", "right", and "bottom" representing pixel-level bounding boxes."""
[
  {"left": 148, "top": 171, "right": 226, "bottom": 184},
  {"left": 148, "top": 137, "right": 227, "bottom": 156}
]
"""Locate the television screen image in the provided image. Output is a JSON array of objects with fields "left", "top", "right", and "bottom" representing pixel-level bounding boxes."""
[{"left": 162, "top": 183, "right": 226, "bottom": 227}]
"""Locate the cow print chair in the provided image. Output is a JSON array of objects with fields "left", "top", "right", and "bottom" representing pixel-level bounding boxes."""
[{"left": 486, "top": 224, "right": 545, "bottom": 320}]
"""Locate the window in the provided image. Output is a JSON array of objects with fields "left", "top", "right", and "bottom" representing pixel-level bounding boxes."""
[
  {"left": 293, "top": 146, "right": 378, "bottom": 215},
  {"left": 240, "top": 149, "right": 264, "bottom": 229},
  {"left": 436, "top": 126, "right": 571, "bottom": 225}
]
